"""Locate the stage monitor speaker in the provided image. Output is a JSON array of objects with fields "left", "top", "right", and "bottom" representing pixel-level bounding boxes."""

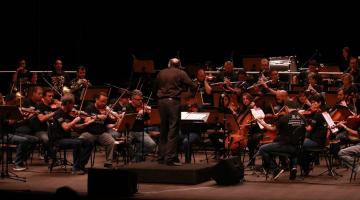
[
  {"left": 88, "top": 168, "right": 138, "bottom": 198},
  {"left": 211, "top": 156, "right": 244, "bottom": 185}
]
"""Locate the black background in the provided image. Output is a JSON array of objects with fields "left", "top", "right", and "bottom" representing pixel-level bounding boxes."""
[{"left": 1, "top": 1, "right": 359, "bottom": 94}]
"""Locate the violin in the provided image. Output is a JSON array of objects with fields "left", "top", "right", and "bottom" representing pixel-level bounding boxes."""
[
  {"left": 70, "top": 108, "right": 92, "bottom": 119},
  {"left": 50, "top": 99, "right": 61, "bottom": 110}
]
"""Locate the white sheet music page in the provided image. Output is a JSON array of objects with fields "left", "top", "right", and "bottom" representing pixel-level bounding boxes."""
[
  {"left": 181, "top": 112, "right": 210, "bottom": 122},
  {"left": 322, "top": 112, "right": 338, "bottom": 133},
  {"left": 250, "top": 108, "right": 267, "bottom": 129}
]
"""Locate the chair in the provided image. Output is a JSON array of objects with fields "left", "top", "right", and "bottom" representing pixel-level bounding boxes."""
[
  {"left": 47, "top": 122, "right": 73, "bottom": 172},
  {"left": 349, "top": 154, "right": 360, "bottom": 182}
]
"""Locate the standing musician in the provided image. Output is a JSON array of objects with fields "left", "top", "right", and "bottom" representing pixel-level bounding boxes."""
[
  {"left": 70, "top": 65, "right": 92, "bottom": 104},
  {"left": 257, "top": 100, "right": 307, "bottom": 180},
  {"left": 125, "top": 90, "right": 156, "bottom": 162},
  {"left": 52, "top": 94, "right": 94, "bottom": 175},
  {"left": 81, "top": 92, "right": 116, "bottom": 168},
  {"left": 300, "top": 94, "right": 328, "bottom": 176},
  {"left": 193, "top": 68, "right": 213, "bottom": 106}
]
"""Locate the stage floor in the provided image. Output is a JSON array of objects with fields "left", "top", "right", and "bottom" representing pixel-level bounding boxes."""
[{"left": 1, "top": 150, "right": 360, "bottom": 200}]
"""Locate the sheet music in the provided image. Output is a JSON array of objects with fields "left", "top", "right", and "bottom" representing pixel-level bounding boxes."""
[
  {"left": 250, "top": 108, "right": 267, "bottom": 129},
  {"left": 322, "top": 112, "right": 339, "bottom": 133},
  {"left": 181, "top": 112, "right": 210, "bottom": 122}
]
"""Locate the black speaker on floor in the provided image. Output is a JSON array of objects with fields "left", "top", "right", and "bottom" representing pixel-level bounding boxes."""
[
  {"left": 211, "top": 156, "right": 244, "bottom": 185},
  {"left": 88, "top": 168, "right": 138, "bottom": 198}
]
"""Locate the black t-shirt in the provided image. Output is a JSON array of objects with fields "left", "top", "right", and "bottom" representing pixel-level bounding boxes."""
[
  {"left": 274, "top": 110, "right": 306, "bottom": 145},
  {"left": 52, "top": 109, "right": 74, "bottom": 141},
  {"left": 125, "top": 104, "right": 149, "bottom": 132},
  {"left": 197, "top": 81, "right": 213, "bottom": 106},
  {"left": 85, "top": 103, "right": 111, "bottom": 135},
  {"left": 307, "top": 112, "right": 328, "bottom": 146},
  {"left": 31, "top": 103, "right": 54, "bottom": 132}
]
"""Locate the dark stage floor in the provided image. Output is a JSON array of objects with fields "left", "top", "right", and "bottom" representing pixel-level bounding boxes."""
[{"left": 1, "top": 150, "right": 360, "bottom": 200}]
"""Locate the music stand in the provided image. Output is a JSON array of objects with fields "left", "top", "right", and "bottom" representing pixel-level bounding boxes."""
[
  {"left": 81, "top": 86, "right": 111, "bottom": 101},
  {"left": 181, "top": 112, "right": 210, "bottom": 163},
  {"left": 133, "top": 58, "right": 155, "bottom": 74},
  {"left": 116, "top": 113, "right": 138, "bottom": 164},
  {"left": 0, "top": 105, "right": 26, "bottom": 182}
]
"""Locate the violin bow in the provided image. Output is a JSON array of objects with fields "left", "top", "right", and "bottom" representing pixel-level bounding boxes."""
[{"left": 78, "top": 84, "right": 89, "bottom": 114}]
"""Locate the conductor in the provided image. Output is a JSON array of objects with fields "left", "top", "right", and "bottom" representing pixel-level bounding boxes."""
[{"left": 154, "top": 58, "right": 196, "bottom": 166}]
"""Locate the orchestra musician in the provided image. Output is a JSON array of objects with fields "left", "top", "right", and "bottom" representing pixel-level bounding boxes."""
[
  {"left": 337, "top": 118, "right": 360, "bottom": 172},
  {"left": 49, "top": 59, "right": 70, "bottom": 99},
  {"left": 341, "top": 73, "right": 358, "bottom": 114},
  {"left": 125, "top": 90, "right": 156, "bottom": 162},
  {"left": 301, "top": 94, "right": 328, "bottom": 176},
  {"left": 257, "top": 100, "right": 307, "bottom": 180},
  {"left": 52, "top": 94, "right": 94, "bottom": 175},
  {"left": 179, "top": 94, "right": 203, "bottom": 163},
  {"left": 304, "top": 72, "right": 323, "bottom": 98},
  {"left": 69, "top": 65, "right": 92, "bottom": 104},
  {"left": 216, "top": 61, "right": 238, "bottom": 92},
  {"left": 10, "top": 58, "right": 33, "bottom": 96},
  {"left": 344, "top": 56, "right": 360, "bottom": 83},
  {"left": 81, "top": 92, "right": 116, "bottom": 168},
  {"left": 194, "top": 68, "right": 213, "bottom": 106},
  {"left": 111, "top": 92, "right": 130, "bottom": 113},
  {"left": 293, "top": 59, "right": 322, "bottom": 86},
  {"left": 1, "top": 94, "right": 38, "bottom": 171},
  {"left": 260, "top": 70, "right": 287, "bottom": 95}
]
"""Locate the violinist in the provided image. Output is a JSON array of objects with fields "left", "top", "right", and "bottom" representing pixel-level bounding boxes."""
[
  {"left": 52, "top": 94, "right": 94, "bottom": 175},
  {"left": 2, "top": 94, "right": 38, "bottom": 171},
  {"left": 81, "top": 92, "right": 116, "bottom": 168},
  {"left": 31, "top": 89, "right": 58, "bottom": 161},
  {"left": 194, "top": 68, "right": 213, "bottom": 106},
  {"left": 70, "top": 65, "right": 92, "bottom": 104},
  {"left": 125, "top": 90, "right": 156, "bottom": 162},
  {"left": 257, "top": 100, "right": 306, "bottom": 180},
  {"left": 301, "top": 94, "right": 328, "bottom": 176},
  {"left": 111, "top": 93, "right": 130, "bottom": 113},
  {"left": 16, "top": 86, "right": 43, "bottom": 136}
]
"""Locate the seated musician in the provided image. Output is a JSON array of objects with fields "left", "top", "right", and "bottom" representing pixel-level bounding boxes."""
[
  {"left": 179, "top": 94, "right": 204, "bottom": 162},
  {"left": 294, "top": 91, "right": 311, "bottom": 110},
  {"left": 111, "top": 92, "right": 130, "bottom": 113},
  {"left": 227, "top": 69, "right": 251, "bottom": 95},
  {"left": 341, "top": 73, "right": 358, "bottom": 113},
  {"left": 125, "top": 90, "right": 156, "bottom": 162},
  {"left": 31, "top": 89, "right": 59, "bottom": 162},
  {"left": 301, "top": 95, "right": 328, "bottom": 176},
  {"left": 337, "top": 119, "right": 360, "bottom": 172},
  {"left": 49, "top": 59, "right": 70, "bottom": 99},
  {"left": 344, "top": 56, "right": 360, "bottom": 83},
  {"left": 69, "top": 65, "right": 92, "bottom": 104},
  {"left": 52, "top": 94, "right": 93, "bottom": 174},
  {"left": 260, "top": 70, "right": 288, "bottom": 95},
  {"left": 81, "top": 92, "right": 116, "bottom": 168},
  {"left": 194, "top": 68, "right": 213, "bottom": 106},
  {"left": 1, "top": 94, "right": 38, "bottom": 171},
  {"left": 293, "top": 59, "right": 322, "bottom": 86},
  {"left": 304, "top": 72, "right": 323, "bottom": 97},
  {"left": 257, "top": 100, "right": 307, "bottom": 180},
  {"left": 216, "top": 61, "right": 238, "bottom": 92}
]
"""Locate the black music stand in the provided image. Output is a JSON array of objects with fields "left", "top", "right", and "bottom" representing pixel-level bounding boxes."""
[
  {"left": 181, "top": 112, "right": 210, "bottom": 163},
  {"left": 116, "top": 113, "right": 137, "bottom": 164},
  {"left": 81, "top": 86, "right": 111, "bottom": 101},
  {"left": 0, "top": 105, "right": 26, "bottom": 182}
]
